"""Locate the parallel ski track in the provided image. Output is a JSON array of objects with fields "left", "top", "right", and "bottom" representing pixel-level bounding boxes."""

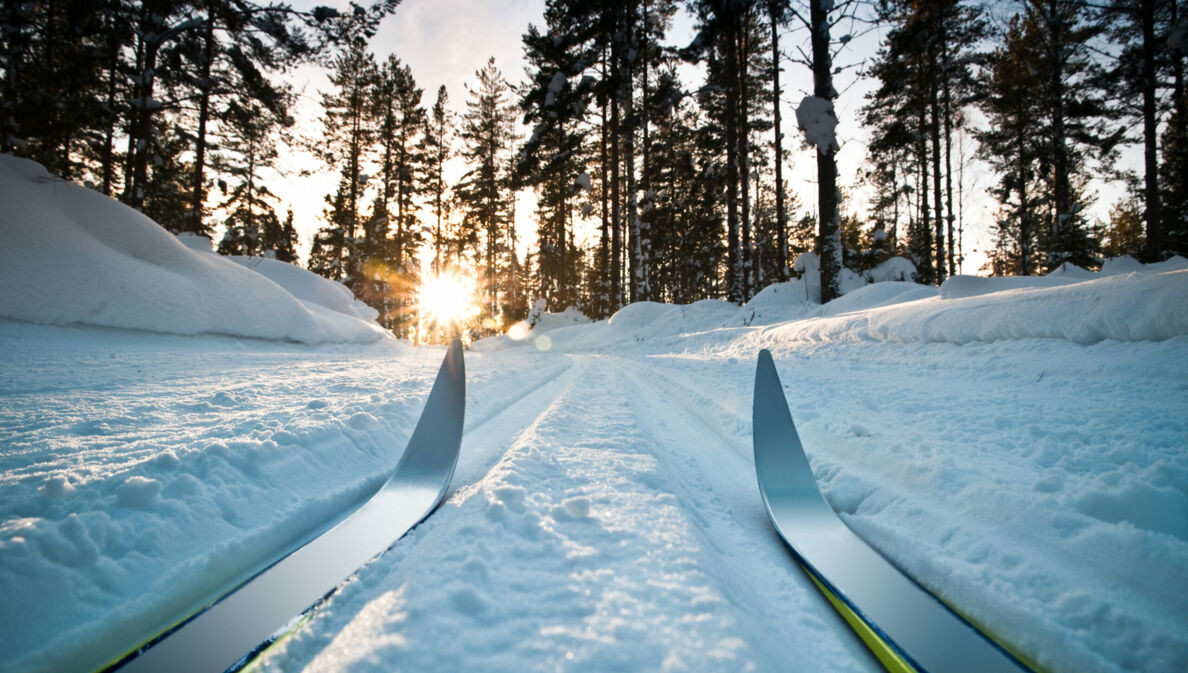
[
  {"left": 615, "top": 359, "right": 880, "bottom": 672},
  {"left": 88, "top": 353, "right": 574, "bottom": 673},
  {"left": 242, "top": 356, "right": 590, "bottom": 671}
]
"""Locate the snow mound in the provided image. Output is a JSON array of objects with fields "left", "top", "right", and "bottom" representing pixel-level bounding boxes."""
[
  {"left": 940, "top": 274, "right": 1079, "bottom": 300},
  {"left": 785, "top": 268, "right": 1188, "bottom": 344},
  {"left": 531, "top": 306, "right": 591, "bottom": 333},
  {"left": 820, "top": 281, "right": 938, "bottom": 316},
  {"left": 863, "top": 256, "right": 917, "bottom": 283},
  {"left": 228, "top": 256, "right": 379, "bottom": 322},
  {"left": 0, "top": 154, "right": 386, "bottom": 344}
]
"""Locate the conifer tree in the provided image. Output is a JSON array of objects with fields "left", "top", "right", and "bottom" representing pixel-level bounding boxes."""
[
  {"left": 457, "top": 57, "right": 517, "bottom": 331},
  {"left": 262, "top": 208, "right": 299, "bottom": 262},
  {"left": 313, "top": 38, "right": 378, "bottom": 284},
  {"left": 980, "top": 1, "right": 1117, "bottom": 273},
  {"left": 422, "top": 85, "right": 453, "bottom": 272}
]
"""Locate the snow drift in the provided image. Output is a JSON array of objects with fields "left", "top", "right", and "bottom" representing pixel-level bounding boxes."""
[{"left": 0, "top": 154, "right": 387, "bottom": 344}]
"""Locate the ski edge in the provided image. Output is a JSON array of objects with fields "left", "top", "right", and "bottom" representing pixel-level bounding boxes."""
[
  {"left": 753, "top": 348, "right": 1043, "bottom": 673},
  {"left": 94, "top": 339, "right": 465, "bottom": 673}
]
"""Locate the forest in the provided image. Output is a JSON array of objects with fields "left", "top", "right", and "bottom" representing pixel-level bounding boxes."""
[{"left": 1, "top": 0, "right": 1184, "bottom": 341}]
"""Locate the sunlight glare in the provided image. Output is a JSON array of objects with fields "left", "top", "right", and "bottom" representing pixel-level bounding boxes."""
[{"left": 417, "top": 271, "right": 479, "bottom": 332}]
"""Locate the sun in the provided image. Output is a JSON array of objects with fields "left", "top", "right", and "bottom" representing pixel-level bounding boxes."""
[{"left": 417, "top": 271, "right": 479, "bottom": 332}]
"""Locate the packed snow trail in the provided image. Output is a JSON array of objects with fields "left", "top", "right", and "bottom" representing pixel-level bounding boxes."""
[
  {"left": 112, "top": 340, "right": 464, "bottom": 673},
  {"left": 253, "top": 340, "right": 1184, "bottom": 673},
  {"left": 0, "top": 326, "right": 569, "bottom": 673},
  {"left": 3, "top": 323, "right": 1186, "bottom": 673},
  {"left": 249, "top": 354, "right": 878, "bottom": 673}
]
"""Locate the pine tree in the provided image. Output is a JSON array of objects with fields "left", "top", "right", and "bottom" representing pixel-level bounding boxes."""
[
  {"left": 1163, "top": 0, "right": 1187, "bottom": 255},
  {"left": 862, "top": 0, "right": 984, "bottom": 284},
  {"left": 313, "top": 38, "right": 378, "bottom": 284},
  {"left": 518, "top": 13, "right": 597, "bottom": 312},
  {"left": 1105, "top": 0, "right": 1180, "bottom": 260},
  {"left": 457, "top": 57, "right": 517, "bottom": 331},
  {"left": 422, "top": 85, "right": 453, "bottom": 273},
  {"left": 980, "top": 1, "right": 1117, "bottom": 274},
  {"left": 213, "top": 90, "right": 293, "bottom": 257},
  {"left": 979, "top": 17, "right": 1043, "bottom": 275},
  {"left": 262, "top": 207, "right": 299, "bottom": 263},
  {"left": 1102, "top": 191, "right": 1147, "bottom": 258},
  {"left": 373, "top": 55, "right": 425, "bottom": 271}
]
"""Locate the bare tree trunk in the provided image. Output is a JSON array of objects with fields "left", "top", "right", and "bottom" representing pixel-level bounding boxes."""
[
  {"left": 623, "top": 17, "right": 644, "bottom": 304},
  {"left": 738, "top": 20, "right": 754, "bottom": 299},
  {"left": 599, "top": 81, "right": 611, "bottom": 317},
  {"left": 1017, "top": 119, "right": 1031, "bottom": 276},
  {"left": 1047, "top": 0, "right": 1070, "bottom": 271},
  {"left": 918, "top": 106, "right": 932, "bottom": 282},
  {"left": 810, "top": 0, "right": 841, "bottom": 302},
  {"left": 725, "top": 20, "right": 743, "bottom": 304},
  {"left": 188, "top": 7, "right": 217, "bottom": 234},
  {"left": 930, "top": 70, "right": 945, "bottom": 284},
  {"left": 1140, "top": 0, "right": 1163, "bottom": 260},
  {"left": 769, "top": 0, "right": 788, "bottom": 280},
  {"left": 943, "top": 44, "right": 956, "bottom": 278},
  {"left": 100, "top": 20, "right": 121, "bottom": 196},
  {"left": 610, "top": 53, "right": 623, "bottom": 311}
]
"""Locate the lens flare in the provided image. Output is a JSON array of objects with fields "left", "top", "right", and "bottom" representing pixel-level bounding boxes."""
[{"left": 417, "top": 271, "right": 479, "bottom": 332}]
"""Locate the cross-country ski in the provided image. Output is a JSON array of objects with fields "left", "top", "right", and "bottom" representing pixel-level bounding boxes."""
[{"left": 753, "top": 348, "right": 1032, "bottom": 673}]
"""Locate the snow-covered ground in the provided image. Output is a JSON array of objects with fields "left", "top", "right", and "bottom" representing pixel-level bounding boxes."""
[{"left": 2, "top": 155, "right": 1187, "bottom": 673}]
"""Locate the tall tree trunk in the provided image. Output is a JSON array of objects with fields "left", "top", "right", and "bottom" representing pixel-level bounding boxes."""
[
  {"left": 738, "top": 21, "right": 754, "bottom": 299},
  {"left": 810, "top": 0, "right": 841, "bottom": 302},
  {"left": 1172, "top": 0, "right": 1186, "bottom": 238},
  {"left": 100, "top": 13, "right": 121, "bottom": 196},
  {"left": 610, "top": 60, "right": 623, "bottom": 311},
  {"left": 599, "top": 83, "right": 611, "bottom": 317},
  {"left": 1017, "top": 118, "right": 1031, "bottom": 275},
  {"left": 639, "top": 0, "right": 652, "bottom": 301},
  {"left": 1140, "top": 0, "right": 1163, "bottom": 260},
  {"left": 918, "top": 105, "right": 932, "bottom": 282},
  {"left": 1048, "top": 0, "right": 1070, "bottom": 271},
  {"left": 943, "top": 44, "right": 956, "bottom": 278},
  {"left": 623, "top": 5, "right": 646, "bottom": 303},
  {"left": 725, "top": 23, "right": 743, "bottom": 304},
  {"left": 188, "top": 9, "right": 217, "bottom": 235},
  {"left": 769, "top": 0, "right": 788, "bottom": 280},
  {"left": 128, "top": 39, "right": 160, "bottom": 210},
  {"left": 930, "top": 68, "right": 945, "bottom": 284}
]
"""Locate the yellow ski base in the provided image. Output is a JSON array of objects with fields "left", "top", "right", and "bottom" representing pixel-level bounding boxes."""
[{"left": 802, "top": 563, "right": 919, "bottom": 673}]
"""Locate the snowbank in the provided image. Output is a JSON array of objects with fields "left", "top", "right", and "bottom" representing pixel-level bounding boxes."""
[
  {"left": 0, "top": 154, "right": 387, "bottom": 344},
  {"left": 777, "top": 267, "right": 1188, "bottom": 345},
  {"left": 480, "top": 257, "right": 1186, "bottom": 353}
]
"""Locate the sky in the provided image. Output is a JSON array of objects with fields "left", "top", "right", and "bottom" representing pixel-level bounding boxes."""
[{"left": 266, "top": 0, "right": 1142, "bottom": 283}]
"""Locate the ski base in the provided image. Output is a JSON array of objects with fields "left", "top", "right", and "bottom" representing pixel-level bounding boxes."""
[
  {"left": 752, "top": 348, "right": 1036, "bottom": 673},
  {"left": 99, "top": 339, "right": 465, "bottom": 673}
]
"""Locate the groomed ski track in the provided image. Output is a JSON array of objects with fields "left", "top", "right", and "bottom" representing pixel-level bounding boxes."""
[{"left": 4, "top": 334, "right": 1186, "bottom": 673}]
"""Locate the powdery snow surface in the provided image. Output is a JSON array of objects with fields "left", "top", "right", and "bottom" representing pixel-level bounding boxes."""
[
  {"left": 0, "top": 154, "right": 386, "bottom": 344},
  {"left": 2, "top": 158, "right": 1187, "bottom": 673}
]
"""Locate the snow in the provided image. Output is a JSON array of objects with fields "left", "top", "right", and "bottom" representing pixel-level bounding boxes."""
[
  {"left": 2, "top": 155, "right": 1187, "bottom": 673},
  {"left": 795, "top": 95, "right": 839, "bottom": 153},
  {"left": 0, "top": 154, "right": 387, "bottom": 345}
]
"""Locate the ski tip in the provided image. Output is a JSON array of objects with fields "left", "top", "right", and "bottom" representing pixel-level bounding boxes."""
[
  {"left": 442, "top": 338, "right": 465, "bottom": 385},
  {"left": 755, "top": 349, "right": 776, "bottom": 384}
]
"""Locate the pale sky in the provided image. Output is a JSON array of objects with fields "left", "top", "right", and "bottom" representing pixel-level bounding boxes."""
[{"left": 265, "top": 0, "right": 1142, "bottom": 280}]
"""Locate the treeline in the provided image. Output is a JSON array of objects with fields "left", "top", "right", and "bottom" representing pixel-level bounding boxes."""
[
  {"left": 0, "top": 0, "right": 397, "bottom": 260},
  {"left": 2, "top": 0, "right": 1185, "bottom": 339},
  {"left": 509, "top": 0, "right": 1187, "bottom": 315},
  {"left": 864, "top": 0, "right": 1187, "bottom": 282}
]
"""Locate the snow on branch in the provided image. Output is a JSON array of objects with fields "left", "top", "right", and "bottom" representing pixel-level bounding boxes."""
[{"left": 795, "top": 96, "right": 838, "bottom": 153}]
